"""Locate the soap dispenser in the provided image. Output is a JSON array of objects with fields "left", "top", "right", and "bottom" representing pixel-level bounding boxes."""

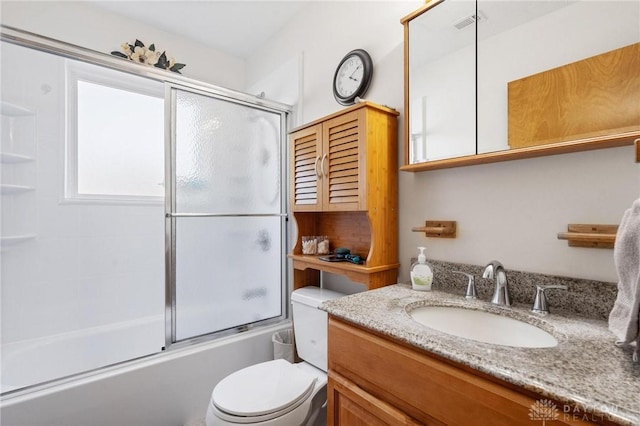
[{"left": 410, "top": 247, "right": 434, "bottom": 291}]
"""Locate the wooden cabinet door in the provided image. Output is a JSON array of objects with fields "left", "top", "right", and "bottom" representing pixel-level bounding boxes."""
[
  {"left": 290, "top": 124, "right": 322, "bottom": 211},
  {"left": 322, "top": 109, "right": 365, "bottom": 211},
  {"left": 328, "top": 372, "right": 422, "bottom": 426}
]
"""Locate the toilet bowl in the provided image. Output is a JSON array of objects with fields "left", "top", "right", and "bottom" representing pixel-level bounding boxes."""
[
  {"left": 205, "top": 360, "right": 327, "bottom": 426},
  {"left": 205, "top": 287, "right": 345, "bottom": 426}
]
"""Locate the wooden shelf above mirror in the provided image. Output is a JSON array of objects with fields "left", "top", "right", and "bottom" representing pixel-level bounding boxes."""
[{"left": 400, "top": 131, "right": 640, "bottom": 172}]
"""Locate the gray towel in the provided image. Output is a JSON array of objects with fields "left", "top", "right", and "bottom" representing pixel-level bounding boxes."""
[{"left": 608, "top": 198, "right": 640, "bottom": 362}]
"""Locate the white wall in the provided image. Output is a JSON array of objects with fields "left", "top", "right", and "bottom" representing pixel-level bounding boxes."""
[
  {"left": 401, "top": 146, "right": 639, "bottom": 283},
  {"left": 0, "top": 1, "right": 246, "bottom": 90},
  {"left": 246, "top": 0, "right": 640, "bottom": 284},
  {"left": 246, "top": 1, "right": 422, "bottom": 124}
]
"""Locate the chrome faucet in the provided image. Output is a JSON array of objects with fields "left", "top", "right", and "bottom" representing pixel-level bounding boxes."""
[{"left": 482, "top": 261, "right": 511, "bottom": 307}]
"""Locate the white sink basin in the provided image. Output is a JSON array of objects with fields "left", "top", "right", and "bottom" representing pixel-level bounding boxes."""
[{"left": 408, "top": 306, "right": 558, "bottom": 348}]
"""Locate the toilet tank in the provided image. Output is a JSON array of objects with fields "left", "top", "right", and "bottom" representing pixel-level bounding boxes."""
[{"left": 291, "top": 287, "right": 345, "bottom": 372}]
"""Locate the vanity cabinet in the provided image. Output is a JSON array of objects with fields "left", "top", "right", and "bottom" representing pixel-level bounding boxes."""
[
  {"left": 288, "top": 102, "right": 399, "bottom": 290},
  {"left": 328, "top": 317, "right": 598, "bottom": 426}
]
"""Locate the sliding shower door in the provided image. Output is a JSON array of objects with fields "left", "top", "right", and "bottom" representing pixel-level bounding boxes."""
[
  {"left": 1, "top": 30, "right": 289, "bottom": 394},
  {"left": 167, "top": 86, "right": 286, "bottom": 342}
]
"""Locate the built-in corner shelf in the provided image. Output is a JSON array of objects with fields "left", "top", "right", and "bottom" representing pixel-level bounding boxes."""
[
  {"left": 1, "top": 234, "right": 37, "bottom": 248},
  {"left": 1, "top": 102, "right": 37, "bottom": 250},
  {"left": 0, "top": 152, "right": 35, "bottom": 164},
  {"left": 1, "top": 184, "right": 35, "bottom": 194},
  {"left": 1, "top": 101, "right": 35, "bottom": 117}
]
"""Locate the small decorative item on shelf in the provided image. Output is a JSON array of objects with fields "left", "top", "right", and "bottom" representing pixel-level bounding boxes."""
[
  {"left": 317, "top": 236, "right": 330, "bottom": 255},
  {"left": 334, "top": 247, "right": 351, "bottom": 258},
  {"left": 301, "top": 236, "right": 317, "bottom": 255},
  {"left": 319, "top": 247, "right": 363, "bottom": 264},
  {"left": 110, "top": 39, "right": 186, "bottom": 74}
]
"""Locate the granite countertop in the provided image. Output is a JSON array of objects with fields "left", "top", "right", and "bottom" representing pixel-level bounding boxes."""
[{"left": 321, "top": 284, "right": 640, "bottom": 425}]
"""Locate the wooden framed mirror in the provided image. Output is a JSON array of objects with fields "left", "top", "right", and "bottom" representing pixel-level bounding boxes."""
[{"left": 401, "top": 0, "right": 640, "bottom": 172}]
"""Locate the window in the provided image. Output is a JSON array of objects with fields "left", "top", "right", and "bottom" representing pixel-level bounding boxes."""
[{"left": 66, "top": 61, "right": 165, "bottom": 202}]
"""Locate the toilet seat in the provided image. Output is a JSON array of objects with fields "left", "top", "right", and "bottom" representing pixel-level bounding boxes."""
[{"left": 211, "top": 359, "right": 317, "bottom": 424}]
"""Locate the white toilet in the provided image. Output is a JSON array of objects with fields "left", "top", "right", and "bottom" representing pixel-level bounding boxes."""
[{"left": 205, "top": 286, "right": 345, "bottom": 426}]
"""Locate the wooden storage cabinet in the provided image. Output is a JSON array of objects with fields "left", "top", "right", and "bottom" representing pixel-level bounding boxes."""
[
  {"left": 288, "top": 102, "right": 399, "bottom": 290},
  {"left": 328, "top": 317, "right": 597, "bottom": 426},
  {"left": 290, "top": 109, "right": 364, "bottom": 211},
  {"left": 290, "top": 105, "right": 388, "bottom": 212}
]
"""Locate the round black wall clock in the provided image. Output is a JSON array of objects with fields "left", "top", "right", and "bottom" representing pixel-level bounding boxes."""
[{"left": 332, "top": 49, "right": 373, "bottom": 106}]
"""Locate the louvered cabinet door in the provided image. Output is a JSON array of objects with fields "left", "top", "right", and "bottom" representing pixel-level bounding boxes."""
[
  {"left": 290, "top": 124, "right": 323, "bottom": 211},
  {"left": 321, "top": 110, "right": 365, "bottom": 211}
]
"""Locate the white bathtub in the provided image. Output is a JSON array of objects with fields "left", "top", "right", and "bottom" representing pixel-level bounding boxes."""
[
  {"left": 1, "top": 321, "right": 291, "bottom": 426},
  {"left": 2, "top": 315, "right": 165, "bottom": 393}
]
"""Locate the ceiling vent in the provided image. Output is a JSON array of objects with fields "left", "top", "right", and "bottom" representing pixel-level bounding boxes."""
[{"left": 453, "top": 11, "right": 487, "bottom": 30}]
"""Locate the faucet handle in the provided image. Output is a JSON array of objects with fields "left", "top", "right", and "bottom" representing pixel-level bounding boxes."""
[
  {"left": 531, "top": 285, "right": 568, "bottom": 315},
  {"left": 452, "top": 271, "right": 477, "bottom": 299}
]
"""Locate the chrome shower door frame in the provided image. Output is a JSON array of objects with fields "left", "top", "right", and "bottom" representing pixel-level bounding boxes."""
[{"left": 164, "top": 82, "right": 289, "bottom": 349}]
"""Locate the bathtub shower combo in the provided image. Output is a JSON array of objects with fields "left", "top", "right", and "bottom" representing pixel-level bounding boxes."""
[{"left": 0, "top": 29, "right": 289, "bottom": 396}]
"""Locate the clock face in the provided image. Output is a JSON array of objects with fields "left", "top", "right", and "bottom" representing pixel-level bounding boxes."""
[
  {"left": 333, "top": 49, "right": 373, "bottom": 106},
  {"left": 335, "top": 55, "right": 365, "bottom": 98}
]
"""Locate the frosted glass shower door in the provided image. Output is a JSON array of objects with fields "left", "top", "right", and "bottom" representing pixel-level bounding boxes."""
[{"left": 169, "top": 86, "right": 285, "bottom": 341}]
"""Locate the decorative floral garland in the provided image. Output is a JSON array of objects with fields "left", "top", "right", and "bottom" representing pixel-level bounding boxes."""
[{"left": 111, "top": 40, "right": 186, "bottom": 74}]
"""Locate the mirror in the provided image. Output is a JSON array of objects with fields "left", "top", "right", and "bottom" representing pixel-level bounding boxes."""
[
  {"left": 403, "top": 0, "right": 640, "bottom": 169},
  {"left": 406, "top": 0, "right": 476, "bottom": 163}
]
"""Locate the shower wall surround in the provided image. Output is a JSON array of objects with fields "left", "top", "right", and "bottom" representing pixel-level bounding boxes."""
[{"left": 1, "top": 41, "right": 166, "bottom": 392}]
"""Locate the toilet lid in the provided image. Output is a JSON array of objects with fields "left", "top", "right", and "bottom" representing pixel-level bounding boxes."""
[{"left": 212, "top": 359, "right": 317, "bottom": 418}]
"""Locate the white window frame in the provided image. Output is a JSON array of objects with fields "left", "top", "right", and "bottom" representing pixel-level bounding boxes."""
[{"left": 64, "top": 60, "right": 165, "bottom": 205}]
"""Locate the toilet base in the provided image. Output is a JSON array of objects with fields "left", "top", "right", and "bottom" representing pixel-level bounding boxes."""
[{"left": 205, "top": 398, "right": 326, "bottom": 426}]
